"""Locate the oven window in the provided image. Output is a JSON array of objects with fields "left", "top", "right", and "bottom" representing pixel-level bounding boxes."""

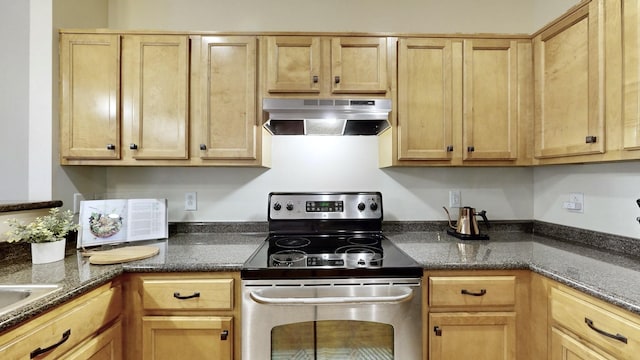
[{"left": 271, "top": 320, "right": 394, "bottom": 359}]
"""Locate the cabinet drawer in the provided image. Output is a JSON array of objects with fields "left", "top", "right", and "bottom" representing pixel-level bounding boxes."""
[
  {"left": 551, "top": 287, "right": 640, "bottom": 359},
  {"left": 141, "top": 278, "right": 233, "bottom": 310},
  {"left": 429, "top": 276, "right": 516, "bottom": 307},
  {"left": 0, "top": 285, "right": 121, "bottom": 359}
]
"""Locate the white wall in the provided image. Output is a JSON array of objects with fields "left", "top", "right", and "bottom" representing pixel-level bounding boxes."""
[
  {"left": 0, "top": 0, "right": 30, "bottom": 200},
  {"left": 108, "top": 0, "right": 575, "bottom": 34},
  {"left": 534, "top": 163, "right": 640, "bottom": 238},
  {"left": 103, "top": 137, "right": 534, "bottom": 222}
]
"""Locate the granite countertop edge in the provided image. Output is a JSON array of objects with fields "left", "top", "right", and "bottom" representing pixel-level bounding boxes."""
[
  {"left": 0, "top": 200, "right": 63, "bottom": 213},
  {"left": 1, "top": 229, "right": 640, "bottom": 332}
]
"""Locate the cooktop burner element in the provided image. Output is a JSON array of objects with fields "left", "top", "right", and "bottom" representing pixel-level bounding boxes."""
[{"left": 241, "top": 192, "right": 422, "bottom": 279}]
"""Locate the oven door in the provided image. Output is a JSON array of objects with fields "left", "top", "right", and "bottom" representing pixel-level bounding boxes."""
[{"left": 242, "top": 278, "right": 422, "bottom": 360}]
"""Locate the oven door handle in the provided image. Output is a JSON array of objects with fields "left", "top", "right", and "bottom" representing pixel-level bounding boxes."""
[{"left": 249, "top": 287, "right": 414, "bottom": 305}]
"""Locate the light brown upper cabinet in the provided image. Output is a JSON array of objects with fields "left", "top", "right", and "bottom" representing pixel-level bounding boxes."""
[
  {"left": 60, "top": 33, "right": 121, "bottom": 161},
  {"left": 396, "top": 38, "right": 455, "bottom": 162},
  {"left": 463, "top": 39, "right": 520, "bottom": 161},
  {"left": 264, "top": 36, "right": 389, "bottom": 96},
  {"left": 191, "top": 36, "right": 260, "bottom": 163},
  {"left": 122, "top": 35, "right": 190, "bottom": 160},
  {"left": 385, "top": 37, "right": 531, "bottom": 167},
  {"left": 624, "top": 0, "right": 640, "bottom": 151},
  {"left": 60, "top": 33, "right": 190, "bottom": 165},
  {"left": 533, "top": 0, "right": 605, "bottom": 159}
]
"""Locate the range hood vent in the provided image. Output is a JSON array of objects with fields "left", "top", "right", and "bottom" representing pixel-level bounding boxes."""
[{"left": 263, "top": 98, "right": 391, "bottom": 136}]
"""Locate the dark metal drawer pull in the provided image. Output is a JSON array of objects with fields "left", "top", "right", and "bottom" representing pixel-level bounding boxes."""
[
  {"left": 173, "top": 291, "right": 201, "bottom": 300},
  {"left": 221, "top": 330, "right": 229, "bottom": 340},
  {"left": 585, "top": 318, "right": 628, "bottom": 344},
  {"left": 461, "top": 289, "right": 487, "bottom": 296},
  {"left": 30, "top": 329, "right": 71, "bottom": 359},
  {"left": 585, "top": 135, "right": 597, "bottom": 143},
  {"left": 434, "top": 326, "right": 442, "bottom": 336}
]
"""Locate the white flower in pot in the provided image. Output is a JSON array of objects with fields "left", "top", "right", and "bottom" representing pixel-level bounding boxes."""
[{"left": 4, "top": 208, "right": 80, "bottom": 264}]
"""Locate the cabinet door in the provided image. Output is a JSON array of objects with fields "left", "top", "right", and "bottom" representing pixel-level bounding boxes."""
[
  {"left": 463, "top": 39, "right": 518, "bottom": 160},
  {"left": 551, "top": 327, "right": 616, "bottom": 360},
  {"left": 429, "top": 312, "right": 516, "bottom": 360},
  {"left": 624, "top": 0, "right": 640, "bottom": 150},
  {"left": 195, "top": 36, "right": 257, "bottom": 160},
  {"left": 142, "top": 316, "right": 232, "bottom": 360},
  {"left": 266, "top": 36, "right": 321, "bottom": 93},
  {"left": 60, "top": 34, "right": 121, "bottom": 160},
  {"left": 122, "top": 35, "right": 189, "bottom": 160},
  {"left": 397, "top": 38, "right": 455, "bottom": 160},
  {"left": 331, "top": 37, "right": 387, "bottom": 94},
  {"left": 62, "top": 320, "right": 122, "bottom": 360},
  {"left": 533, "top": 0, "right": 605, "bottom": 158}
]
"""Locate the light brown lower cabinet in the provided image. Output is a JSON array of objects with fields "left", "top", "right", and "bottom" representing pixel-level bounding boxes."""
[
  {"left": 548, "top": 283, "right": 640, "bottom": 360},
  {"left": 123, "top": 272, "right": 240, "bottom": 360},
  {"left": 429, "top": 312, "right": 516, "bottom": 360},
  {"left": 425, "top": 271, "right": 527, "bottom": 360},
  {"left": 62, "top": 319, "right": 123, "bottom": 360},
  {"left": 551, "top": 327, "right": 616, "bottom": 360},
  {"left": 142, "top": 316, "right": 232, "bottom": 360},
  {"left": 0, "top": 282, "right": 121, "bottom": 359}
]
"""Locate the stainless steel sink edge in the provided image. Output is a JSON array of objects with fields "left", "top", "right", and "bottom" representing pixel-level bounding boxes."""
[{"left": 0, "top": 284, "right": 63, "bottom": 317}]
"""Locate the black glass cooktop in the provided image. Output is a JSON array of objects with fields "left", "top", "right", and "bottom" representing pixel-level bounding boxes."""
[{"left": 241, "top": 233, "right": 422, "bottom": 279}]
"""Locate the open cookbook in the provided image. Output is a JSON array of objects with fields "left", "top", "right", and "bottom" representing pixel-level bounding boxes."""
[{"left": 77, "top": 198, "right": 168, "bottom": 248}]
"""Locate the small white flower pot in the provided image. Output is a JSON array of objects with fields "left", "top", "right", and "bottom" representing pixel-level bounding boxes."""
[{"left": 31, "top": 238, "right": 66, "bottom": 264}]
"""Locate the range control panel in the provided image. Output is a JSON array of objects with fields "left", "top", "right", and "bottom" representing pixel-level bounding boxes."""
[{"left": 268, "top": 192, "right": 382, "bottom": 220}]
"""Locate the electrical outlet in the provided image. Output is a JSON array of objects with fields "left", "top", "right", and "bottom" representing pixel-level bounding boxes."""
[
  {"left": 449, "top": 190, "right": 461, "bottom": 208},
  {"left": 562, "top": 192, "right": 584, "bottom": 213},
  {"left": 185, "top": 192, "right": 197, "bottom": 211},
  {"left": 73, "top": 193, "right": 85, "bottom": 214}
]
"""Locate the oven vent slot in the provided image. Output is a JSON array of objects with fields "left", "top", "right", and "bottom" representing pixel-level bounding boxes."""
[{"left": 362, "top": 282, "right": 391, "bottom": 286}]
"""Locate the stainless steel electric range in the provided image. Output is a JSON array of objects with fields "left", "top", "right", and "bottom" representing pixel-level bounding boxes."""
[{"left": 241, "top": 192, "right": 423, "bottom": 360}]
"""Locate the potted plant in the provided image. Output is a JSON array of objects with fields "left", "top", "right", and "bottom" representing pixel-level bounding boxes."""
[{"left": 4, "top": 208, "right": 80, "bottom": 264}]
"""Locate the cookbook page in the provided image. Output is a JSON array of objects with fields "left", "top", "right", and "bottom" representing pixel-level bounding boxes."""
[
  {"left": 77, "top": 198, "right": 168, "bottom": 248},
  {"left": 78, "top": 199, "right": 129, "bottom": 247},
  {"left": 125, "top": 198, "right": 168, "bottom": 241}
]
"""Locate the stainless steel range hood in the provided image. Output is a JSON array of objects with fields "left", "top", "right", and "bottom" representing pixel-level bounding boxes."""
[{"left": 263, "top": 98, "right": 391, "bottom": 135}]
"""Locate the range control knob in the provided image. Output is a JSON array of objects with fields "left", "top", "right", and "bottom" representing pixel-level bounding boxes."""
[
  {"left": 370, "top": 202, "right": 378, "bottom": 211},
  {"left": 286, "top": 203, "right": 294, "bottom": 211},
  {"left": 273, "top": 202, "right": 282, "bottom": 211},
  {"left": 357, "top": 202, "right": 366, "bottom": 211}
]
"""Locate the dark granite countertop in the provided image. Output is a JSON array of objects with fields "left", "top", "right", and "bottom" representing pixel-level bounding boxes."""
[
  {"left": 0, "top": 200, "right": 63, "bottom": 213},
  {"left": 1, "top": 228, "right": 639, "bottom": 333}
]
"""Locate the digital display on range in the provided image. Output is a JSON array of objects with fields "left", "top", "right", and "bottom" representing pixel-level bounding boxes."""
[{"left": 306, "top": 201, "right": 344, "bottom": 212}]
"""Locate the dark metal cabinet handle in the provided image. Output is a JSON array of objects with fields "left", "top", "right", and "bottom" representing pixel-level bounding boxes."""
[
  {"left": 585, "top": 318, "right": 628, "bottom": 344},
  {"left": 446, "top": 145, "right": 454, "bottom": 152},
  {"left": 30, "top": 329, "right": 71, "bottom": 359},
  {"left": 312, "top": 75, "right": 319, "bottom": 83},
  {"left": 585, "top": 136, "right": 597, "bottom": 143},
  {"left": 200, "top": 144, "right": 207, "bottom": 150},
  {"left": 334, "top": 76, "right": 340, "bottom": 84},
  {"left": 434, "top": 326, "right": 442, "bottom": 336},
  {"left": 129, "top": 143, "right": 138, "bottom": 150},
  {"left": 173, "top": 291, "right": 200, "bottom": 300},
  {"left": 467, "top": 146, "right": 475, "bottom": 152},
  {"left": 461, "top": 289, "right": 487, "bottom": 296},
  {"left": 106, "top": 144, "right": 115, "bottom": 150},
  {"left": 220, "top": 330, "right": 229, "bottom": 340}
]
